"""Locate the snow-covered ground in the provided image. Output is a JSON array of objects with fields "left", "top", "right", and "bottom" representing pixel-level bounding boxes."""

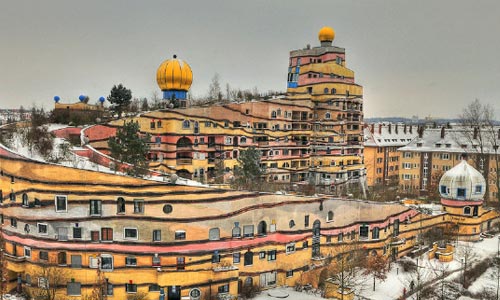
[{"left": 256, "top": 236, "right": 500, "bottom": 300}]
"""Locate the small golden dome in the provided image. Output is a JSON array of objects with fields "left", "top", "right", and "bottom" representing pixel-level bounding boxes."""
[
  {"left": 156, "top": 55, "right": 193, "bottom": 91},
  {"left": 318, "top": 26, "right": 335, "bottom": 42}
]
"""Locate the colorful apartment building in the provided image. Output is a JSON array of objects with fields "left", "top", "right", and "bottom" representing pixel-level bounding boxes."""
[
  {"left": 1, "top": 137, "right": 498, "bottom": 299},
  {"left": 85, "top": 27, "right": 364, "bottom": 193},
  {"left": 364, "top": 123, "right": 417, "bottom": 187},
  {"left": 398, "top": 126, "right": 500, "bottom": 200}
]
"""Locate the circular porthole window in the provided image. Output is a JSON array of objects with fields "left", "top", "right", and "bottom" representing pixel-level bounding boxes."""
[
  {"left": 189, "top": 288, "right": 201, "bottom": 300},
  {"left": 163, "top": 204, "right": 173, "bottom": 214}
]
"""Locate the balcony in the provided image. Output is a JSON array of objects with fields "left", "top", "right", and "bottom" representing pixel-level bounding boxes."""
[{"left": 258, "top": 141, "right": 269, "bottom": 146}]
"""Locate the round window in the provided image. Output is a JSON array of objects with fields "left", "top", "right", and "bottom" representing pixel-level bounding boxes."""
[
  {"left": 163, "top": 204, "right": 173, "bottom": 214},
  {"left": 189, "top": 288, "right": 201, "bottom": 300}
]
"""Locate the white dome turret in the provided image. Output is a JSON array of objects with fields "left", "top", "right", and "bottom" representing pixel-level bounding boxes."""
[{"left": 439, "top": 160, "right": 485, "bottom": 201}]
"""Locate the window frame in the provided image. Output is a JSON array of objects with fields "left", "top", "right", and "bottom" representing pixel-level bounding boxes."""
[
  {"left": 55, "top": 195, "right": 68, "bottom": 212},
  {"left": 124, "top": 227, "right": 138, "bottom": 240}
]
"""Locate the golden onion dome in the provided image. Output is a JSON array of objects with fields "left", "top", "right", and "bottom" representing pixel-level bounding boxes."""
[
  {"left": 318, "top": 26, "right": 335, "bottom": 42},
  {"left": 156, "top": 55, "right": 193, "bottom": 91}
]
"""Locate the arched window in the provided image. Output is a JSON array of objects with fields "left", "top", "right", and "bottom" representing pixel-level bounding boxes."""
[
  {"left": 240, "top": 137, "right": 247, "bottom": 144},
  {"left": 257, "top": 221, "right": 267, "bottom": 236},
  {"left": 289, "top": 220, "right": 295, "bottom": 228},
  {"left": 271, "top": 111, "right": 277, "bottom": 118},
  {"left": 117, "top": 197, "right": 125, "bottom": 214},
  {"left": 22, "top": 193, "right": 29, "bottom": 207},
  {"left": 324, "top": 88, "right": 329, "bottom": 94},
  {"left": 327, "top": 211, "right": 334, "bottom": 222},
  {"left": 245, "top": 277, "right": 253, "bottom": 287},
  {"left": 182, "top": 120, "right": 190, "bottom": 128},
  {"left": 244, "top": 251, "right": 253, "bottom": 266},
  {"left": 463, "top": 206, "right": 471, "bottom": 215},
  {"left": 331, "top": 88, "right": 337, "bottom": 95},
  {"left": 209, "top": 228, "right": 220, "bottom": 240},
  {"left": 325, "top": 112, "right": 331, "bottom": 119}
]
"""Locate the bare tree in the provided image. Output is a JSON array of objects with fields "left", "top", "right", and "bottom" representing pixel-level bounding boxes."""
[
  {"left": 364, "top": 253, "right": 389, "bottom": 291},
  {"left": 25, "top": 266, "right": 71, "bottom": 300},
  {"left": 208, "top": 73, "right": 222, "bottom": 103},
  {"left": 458, "top": 99, "right": 499, "bottom": 202},
  {"left": 150, "top": 91, "right": 162, "bottom": 110},
  {"left": 326, "top": 242, "right": 367, "bottom": 299}
]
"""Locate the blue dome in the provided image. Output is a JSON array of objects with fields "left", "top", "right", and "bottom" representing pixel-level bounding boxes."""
[
  {"left": 54, "top": 96, "right": 60, "bottom": 102},
  {"left": 99, "top": 96, "right": 105, "bottom": 103},
  {"left": 79, "top": 95, "right": 86, "bottom": 102}
]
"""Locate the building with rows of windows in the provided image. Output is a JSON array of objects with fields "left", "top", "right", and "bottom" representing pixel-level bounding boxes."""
[
  {"left": 84, "top": 27, "right": 365, "bottom": 194},
  {"left": 1, "top": 27, "right": 499, "bottom": 300},
  {"left": 1, "top": 140, "right": 498, "bottom": 299}
]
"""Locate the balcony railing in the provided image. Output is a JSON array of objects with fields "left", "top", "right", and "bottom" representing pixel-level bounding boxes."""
[{"left": 177, "top": 158, "right": 193, "bottom": 165}]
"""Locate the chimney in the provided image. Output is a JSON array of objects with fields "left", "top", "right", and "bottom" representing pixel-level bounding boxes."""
[
  {"left": 498, "top": 128, "right": 500, "bottom": 139},
  {"left": 409, "top": 125, "right": 413, "bottom": 134},
  {"left": 404, "top": 124, "right": 407, "bottom": 134},
  {"left": 473, "top": 127, "right": 478, "bottom": 140},
  {"left": 418, "top": 126, "right": 424, "bottom": 139},
  {"left": 379, "top": 124, "right": 382, "bottom": 134},
  {"left": 371, "top": 123, "right": 374, "bottom": 134},
  {"left": 440, "top": 126, "right": 445, "bottom": 139},
  {"left": 395, "top": 124, "right": 399, "bottom": 134},
  {"left": 388, "top": 124, "right": 392, "bottom": 134}
]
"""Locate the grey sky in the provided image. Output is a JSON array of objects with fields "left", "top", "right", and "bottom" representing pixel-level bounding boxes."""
[{"left": 1, "top": 0, "right": 499, "bottom": 118}]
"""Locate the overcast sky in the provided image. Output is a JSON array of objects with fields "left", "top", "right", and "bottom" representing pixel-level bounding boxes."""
[{"left": 1, "top": 0, "right": 499, "bottom": 118}]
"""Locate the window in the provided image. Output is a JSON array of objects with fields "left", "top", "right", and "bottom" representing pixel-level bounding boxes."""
[
  {"left": 101, "top": 254, "right": 114, "bottom": 271},
  {"left": 440, "top": 185, "right": 447, "bottom": 195},
  {"left": 126, "top": 283, "right": 137, "bottom": 293},
  {"left": 175, "top": 230, "right": 186, "bottom": 240},
  {"left": 149, "top": 284, "right": 160, "bottom": 292},
  {"left": 117, "top": 197, "right": 125, "bottom": 214},
  {"left": 233, "top": 252, "right": 241, "bottom": 264},
  {"left": 232, "top": 226, "right": 241, "bottom": 238},
  {"left": 464, "top": 206, "right": 471, "bottom": 215},
  {"left": 289, "top": 220, "right": 295, "bottom": 228},
  {"left": 267, "top": 250, "right": 277, "bottom": 261},
  {"left": 153, "top": 229, "right": 161, "bottom": 241},
  {"left": 302, "top": 241, "right": 308, "bottom": 249},
  {"left": 209, "top": 228, "right": 220, "bottom": 240},
  {"left": 73, "top": 227, "right": 82, "bottom": 239},
  {"left": 89, "top": 200, "right": 102, "bottom": 216},
  {"left": 10, "top": 218, "right": 17, "bottom": 228},
  {"left": 39, "top": 251, "right": 49, "bottom": 261},
  {"left": 338, "top": 233, "right": 343, "bottom": 242},
  {"left": 393, "top": 219, "right": 400, "bottom": 236},
  {"left": 38, "top": 223, "right": 48, "bottom": 235},
  {"left": 286, "top": 243, "right": 295, "bottom": 254},
  {"left": 9, "top": 192, "right": 16, "bottom": 202},
  {"left": 124, "top": 228, "right": 138, "bottom": 240},
  {"left": 244, "top": 251, "right": 254, "bottom": 266},
  {"left": 163, "top": 204, "right": 173, "bottom": 214},
  {"left": 91, "top": 230, "right": 100, "bottom": 242},
  {"left": 24, "top": 246, "right": 31, "bottom": 258},
  {"left": 182, "top": 120, "right": 190, "bottom": 129},
  {"left": 106, "top": 282, "right": 114, "bottom": 296},
  {"left": 22, "top": 193, "right": 29, "bottom": 207},
  {"left": 259, "top": 251, "right": 266, "bottom": 259},
  {"left": 55, "top": 195, "right": 67, "bottom": 212},
  {"left": 152, "top": 254, "right": 161, "bottom": 266},
  {"left": 58, "top": 252, "right": 67, "bottom": 265},
  {"left": 176, "top": 257, "right": 185, "bottom": 270},
  {"left": 133, "top": 199, "right": 144, "bottom": 214},
  {"left": 125, "top": 256, "right": 137, "bottom": 266},
  {"left": 101, "top": 228, "right": 113, "bottom": 242},
  {"left": 304, "top": 215, "right": 310, "bottom": 227},
  {"left": 457, "top": 188, "right": 466, "bottom": 198},
  {"left": 372, "top": 227, "right": 380, "bottom": 239},
  {"left": 212, "top": 251, "right": 221, "bottom": 263},
  {"left": 218, "top": 284, "right": 229, "bottom": 294},
  {"left": 67, "top": 282, "right": 81, "bottom": 296},
  {"left": 359, "top": 225, "right": 369, "bottom": 239},
  {"left": 243, "top": 225, "right": 254, "bottom": 237},
  {"left": 71, "top": 255, "right": 82, "bottom": 268},
  {"left": 150, "top": 121, "right": 155, "bottom": 129},
  {"left": 286, "top": 270, "right": 294, "bottom": 278},
  {"left": 38, "top": 277, "right": 48, "bottom": 289},
  {"left": 327, "top": 211, "right": 334, "bottom": 222},
  {"left": 475, "top": 185, "right": 482, "bottom": 194}
]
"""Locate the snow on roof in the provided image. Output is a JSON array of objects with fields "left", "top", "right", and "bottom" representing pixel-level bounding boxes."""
[{"left": 364, "top": 123, "right": 418, "bottom": 147}]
